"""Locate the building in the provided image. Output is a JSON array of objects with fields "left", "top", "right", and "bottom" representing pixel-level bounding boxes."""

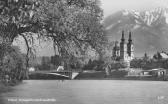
[
  {"left": 159, "top": 52, "right": 168, "bottom": 59},
  {"left": 29, "top": 67, "right": 36, "bottom": 72},
  {"left": 112, "top": 31, "right": 134, "bottom": 62},
  {"left": 140, "top": 68, "right": 166, "bottom": 77}
]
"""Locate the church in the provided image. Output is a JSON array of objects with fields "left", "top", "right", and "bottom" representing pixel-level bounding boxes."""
[{"left": 112, "top": 31, "right": 134, "bottom": 62}]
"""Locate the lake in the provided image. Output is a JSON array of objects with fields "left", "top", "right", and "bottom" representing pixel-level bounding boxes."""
[{"left": 0, "top": 80, "right": 168, "bottom": 104}]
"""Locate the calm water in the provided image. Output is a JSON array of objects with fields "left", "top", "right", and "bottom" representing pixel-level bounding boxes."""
[{"left": 0, "top": 80, "right": 168, "bottom": 104}]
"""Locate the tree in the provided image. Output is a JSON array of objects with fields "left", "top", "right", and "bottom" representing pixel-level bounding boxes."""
[
  {"left": 130, "top": 58, "right": 143, "bottom": 68},
  {"left": 0, "top": 45, "right": 26, "bottom": 81},
  {"left": 110, "top": 62, "right": 127, "bottom": 70},
  {"left": 0, "top": 0, "right": 107, "bottom": 80},
  {"left": 41, "top": 56, "right": 50, "bottom": 70},
  {"left": 143, "top": 53, "right": 149, "bottom": 61},
  {"left": 0, "top": 0, "right": 41, "bottom": 79},
  {"left": 36, "top": 0, "right": 106, "bottom": 61},
  {"left": 153, "top": 52, "right": 162, "bottom": 60},
  {"left": 51, "top": 55, "right": 62, "bottom": 66}
]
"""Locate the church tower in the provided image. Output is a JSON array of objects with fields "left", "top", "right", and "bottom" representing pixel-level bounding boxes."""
[
  {"left": 120, "top": 31, "right": 128, "bottom": 61},
  {"left": 127, "top": 31, "right": 134, "bottom": 60}
]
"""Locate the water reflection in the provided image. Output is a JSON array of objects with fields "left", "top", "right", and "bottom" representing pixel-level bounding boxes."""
[{"left": 1, "top": 80, "right": 168, "bottom": 104}]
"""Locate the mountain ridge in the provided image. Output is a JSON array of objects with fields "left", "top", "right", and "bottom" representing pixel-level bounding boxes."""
[{"left": 104, "top": 7, "right": 168, "bottom": 57}]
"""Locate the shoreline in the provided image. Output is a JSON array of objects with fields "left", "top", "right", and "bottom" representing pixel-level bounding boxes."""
[
  {"left": 74, "top": 78, "right": 168, "bottom": 81},
  {"left": 27, "top": 77, "right": 168, "bottom": 81}
]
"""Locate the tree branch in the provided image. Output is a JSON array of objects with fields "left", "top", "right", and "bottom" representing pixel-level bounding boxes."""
[{"left": 19, "top": 33, "right": 30, "bottom": 79}]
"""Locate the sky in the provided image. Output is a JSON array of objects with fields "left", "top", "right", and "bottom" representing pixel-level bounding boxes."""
[{"left": 100, "top": 0, "right": 168, "bottom": 17}]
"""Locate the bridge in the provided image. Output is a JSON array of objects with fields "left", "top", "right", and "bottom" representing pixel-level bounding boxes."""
[{"left": 29, "top": 70, "right": 82, "bottom": 80}]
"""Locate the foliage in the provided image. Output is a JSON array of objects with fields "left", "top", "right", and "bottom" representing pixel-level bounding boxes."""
[
  {"left": 153, "top": 52, "right": 164, "bottom": 60},
  {"left": 68, "top": 55, "right": 83, "bottom": 69},
  {"left": 0, "top": 46, "right": 26, "bottom": 81},
  {"left": 130, "top": 53, "right": 168, "bottom": 70},
  {"left": 40, "top": 56, "right": 50, "bottom": 70},
  {"left": 130, "top": 58, "right": 143, "bottom": 68},
  {"left": 83, "top": 59, "right": 104, "bottom": 70},
  {"left": 130, "top": 53, "right": 150, "bottom": 69},
  {"left": 0, "top": 0, "right": 106, "bottom": 60},
  {"left": 83, "top": 59, "right": 127, "bottom": 71},
  {"left": 110, "top": 62, "right": 127, "bottom": 70},
  {"left": 0, "top": 0, "right": 41, "bottom": 80},
  {"left": 50, "top": 55, "right": 62, "bottom": 66},
  {"left": 0, "top": 0, "right": 41, "bottom": 50},
  {"left": 0, "top": 0, "right": 106, "bottom": 81},
  {"left": 35, "top": 0, "right": 106, "bottom": 59}
]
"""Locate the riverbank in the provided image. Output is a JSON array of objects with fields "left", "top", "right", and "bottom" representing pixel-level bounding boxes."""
[
  {"left": 75, "top": 71, "right": 168, "bottom": 81},
  {"left": 27, "top": 70, "right": 168, "bottom": 81},
  {"left": 75, "top": 77, "right": 168, "bottom": 81}
]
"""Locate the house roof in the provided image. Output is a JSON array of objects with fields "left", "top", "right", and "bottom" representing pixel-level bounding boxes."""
[{"left": 160, "top": 52, "right": 168, "bottom": 59}]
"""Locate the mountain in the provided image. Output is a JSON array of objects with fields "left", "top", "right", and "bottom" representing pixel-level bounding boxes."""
[{"left": 104, "top": 8, "right": 168, "bottom": 57}]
